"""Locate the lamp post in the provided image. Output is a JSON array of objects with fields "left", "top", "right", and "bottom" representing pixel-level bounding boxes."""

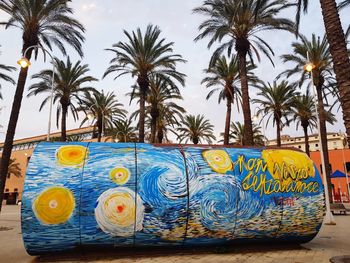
[
  {"left": 17, "top": 45, "right": 55, "bottom": 142},
  {"left": 305, "top": 51, "right": 335, "bottom": 225},
  {"left": 87, "top": 104, "right": 104, "bottom": 141},
  {"left": 252, "top": 107, "right": 266, "bottom": 146},
  {"left": 340, "top": 131, "right": 350, "bottom": 202}
]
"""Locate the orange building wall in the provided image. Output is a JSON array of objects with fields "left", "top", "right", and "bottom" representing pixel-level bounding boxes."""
[{"left": 310, "top": 149, "right": 350, "bottom": 202}]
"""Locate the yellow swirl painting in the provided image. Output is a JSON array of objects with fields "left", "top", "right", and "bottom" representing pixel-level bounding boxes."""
[
  {"left": 95, "top": 187, "right": 144, "bottom": 237},
  {"left": 32, "top": 186, "right": 75, "bottom": 225},
  {"left": 56, "top": 145, "right": 88, "bottom": 166},
  {"left": 109, "top": 167, "right": 130, "bottom": 185},
  {"left": 202, "top": 149, "right": 233, "bottom": 173},
  {"left": 262, "top": 149, "right": 315, "bottom": 181}
]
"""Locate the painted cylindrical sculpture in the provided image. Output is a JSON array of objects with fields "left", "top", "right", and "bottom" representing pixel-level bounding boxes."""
[{"left": 21, "top": 142, "right": 325, "bottom": 255}]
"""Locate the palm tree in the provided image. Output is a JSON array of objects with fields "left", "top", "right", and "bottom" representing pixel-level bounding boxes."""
[
  {"left": 104, "top": 24, "right": 186, "bottom": 143},
  {"left": 226, "top": 121, "right": 265, "bottom": 146},
  {"left": 292, "top": 90, "right": 317, "bottom": 156},
  {"left": 129, "top": 77, "right": 185, "bottom": 143},
  {"left": 28, "top": 57, "right": 97, "bottom": 141},
  {"left": 294, "top": 0, "right": 350, "bottom": 145},
  {"left": 202, "top": 55, "right": 243, "bottom": 145},
  {"left": 7, "top": 158, "right": 21, "bottom": 178},
  {"left": 105, "top": 118, "right": 138, "bottom": 143},
  {"left": 79, "top": 90, "right": 127, "bottom": 142},
  {"left": 194, "top": 0, "right": 295, "bottom": 146},
  {"left": 0, "top": 0, "right": 85, "bottom": 211},
  {"left": 339, "top": 0, "right": 350, "bottom": 9},
  {"left": 0, "top": 47, "right": 16, "bottom": 96},
  {"left": 176, "top": 114, "right": 216, "bottom": 144},
  {"left": 253, "top": 80, "right": 297, "bottom": 147},
  {"left": 279, "top": 33, "right": 335, "bottom": 201}
]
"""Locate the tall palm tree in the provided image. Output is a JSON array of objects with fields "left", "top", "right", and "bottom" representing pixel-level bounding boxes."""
[
  {"left": 105, "top": 118, "right": 138, "bottom": 143},
  {"left": 279, "top": 33, "right": 335, "bottom": 201},
  {"left": 253, "top": 80, "right": 297, "bottom": 147},
  {"left": 79, "top": 90, "right": 126, "bottom": 142},
  {"left": 104, "top": 24, "right": 186, "bottom": 143},
  {"left": 176, "top": 114, "right": 216, "bottom": 144},
  {"left": 28, "top": 57, "right": 97, "bottom": 141},
  {"left": 155, "top": 101, "right": 186, "bottom": 143},
  {"left": 194, "top": 0, "right": 295, "bottom": 146},
  {"left": 202, "top": 55, "right": 243, "bottom": 145},
  {"left": 129, "top": 77, "right": 185, "bottom": 143},
  {"left": 0, "top": 47, "right": 16, "bottom": 96},
  {"left": 0, "top": 0, "right": 85, "bottom": 211},
  {"left": 7, "top": 158, "right": 21, "bottom": 178},
  {"left": 292, "top": 90, "right": 317, "bottom": 156},
  {"left": 226, "top": 121, "right": 265, "bottom": 146},
  {"left": 294, "top": 0, "right": 350, "bottom": 145}
]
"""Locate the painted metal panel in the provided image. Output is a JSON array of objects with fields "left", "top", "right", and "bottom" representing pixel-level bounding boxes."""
[
  {"left": 21, "top": 143, "right": 325, "bottom": 255},
  {"left": 21, "top": 142, "right": 88, "bottom": 255}
]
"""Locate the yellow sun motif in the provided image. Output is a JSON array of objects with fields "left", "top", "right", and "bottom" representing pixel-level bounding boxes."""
[
  {"left": 202, "top": 149, "right": 233, "bottom": 173},
  {"left": 32, "top": 186, "right": 75, "bottom": 225},
  {"left": 262, "top": 149, "right": 315, "bottom": 181},
  {"left": 56, "top": 145, "right": 88, "bottom": 166},
  {"left": 109, "top": 167, "right": 130, "bottom": 185}
]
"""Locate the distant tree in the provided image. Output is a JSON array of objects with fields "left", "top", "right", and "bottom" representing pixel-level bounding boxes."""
[
  {"left": 104, "top": 24, "right": 186, "bottom": 142},
  {"left": 129, "top": 77, "right": 185, "bottom": 143},
  {"left": 292, "top": 90, "right": 317, "bottom": 156},
  {"left": 28, "top": 58, "right": 97, "bottom": 141},
  {"left": 253, "top": 80, "right": 297, "bottom": 147},
  {"left": 176, "top": 114, "right": 216, "bottom": 144},
  {"left": 7, "top": 158, "right": 21, "bottom": 178},
  {"left": 194, "top": 0, "right": 295, "bottom": 145},
  {"left": 105, "top": 118, "right": 138, "bottom": 143},
  {"left": 225, "top": 121, "right": 265, "bottom": 146},
  {"left": 0, "top": 46, "right": 16, "bottom": 97},
  {"left": 202, "top": 55, "right": 244, "bottom": 145},
  {"left": 79, "top": 90, "right": 126, "bottom": 142}
]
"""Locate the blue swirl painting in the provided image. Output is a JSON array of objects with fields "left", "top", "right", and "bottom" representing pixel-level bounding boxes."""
[{"left": 21, "top": 142, "right": 325, "bottom": 255}]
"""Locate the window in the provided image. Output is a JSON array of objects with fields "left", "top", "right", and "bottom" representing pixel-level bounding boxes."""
[
  {"left": 14, "top": 188, "right": 18, "bottom": 192},
  {"left": 298, "top": 145, "right": 301, "bottom": 149},
  {"left": 315, "top": 143, "right": 319, "bottom": 147},
  {"left": 345, "top": 162, "right": 350, "bottom": 172},
  {"left": 5, "top": 188, "right": 9, "bottom": 192}
]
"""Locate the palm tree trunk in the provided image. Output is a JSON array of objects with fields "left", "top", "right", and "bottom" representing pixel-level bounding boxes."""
[
  {"left": 276, "top": 119, "right": 281, "bottom": 147},
  {"left": 319, "top": 0, "right": 350, "bottom": 147},
  {"left": 237, "top": 52, "right": 253, "bottom": 146},
  {"left": 150, "top": 108, "right": 158, "bottom": 143},
  {"left": 97, "top": 116, "right": 103, "bottom": 142},
  {"left": 61, "top": 104, "right": 68, "bottom": 141},
  {"left": 316, "top": 86, "right": 333, "bottom": 203},
  {"left": 157, "top": 127, "right": 164, "bottom": 144},
  {"left": 224, "top": 97, "right": 232, "bottom": 145},
  {"left": 193, "top": 137, "right": 199, "bottom": 145},
  {"left": 137, "top": 76, "right": 148, "bottom": 143},
  {"left": 0, "top": 49, "right": 33, "bottom": 211},
  {"left": 302, "top": 124, "right": 310, "bottom": 156}
]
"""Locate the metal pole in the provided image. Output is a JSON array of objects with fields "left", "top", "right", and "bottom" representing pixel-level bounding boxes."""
[
  {"left": 307, "top": 51, "right": 335, "bottom": 225},
  {"left": 340, "top": 132, "right": 350, "bottom": 202},
  {"left": 20, "top": 45, "right": 55, "bottom": 142}
]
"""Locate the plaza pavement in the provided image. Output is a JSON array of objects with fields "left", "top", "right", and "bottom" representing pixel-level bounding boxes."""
[{"left": 0, "top": 205, "right": 349, "bottom": 263}]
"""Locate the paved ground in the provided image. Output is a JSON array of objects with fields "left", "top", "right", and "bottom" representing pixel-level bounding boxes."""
[{"left": 0, "top": 205, "right": 349, "bottom": 263}]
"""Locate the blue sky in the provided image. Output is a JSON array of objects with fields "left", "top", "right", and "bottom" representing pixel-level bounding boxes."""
[{"left": 0, "top": 0, "right": 349, "bottom": 142}]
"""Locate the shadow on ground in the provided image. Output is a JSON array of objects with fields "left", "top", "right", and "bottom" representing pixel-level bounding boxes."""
[{"left": 34, "top": 243, "right": 310, "bottom": 262}]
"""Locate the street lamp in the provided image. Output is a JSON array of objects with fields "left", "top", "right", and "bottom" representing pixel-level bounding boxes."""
[
  {"left": 17, "top": 45, "right": 55, "bottom": 142},
  {"left": 339, "top": 131, "right": 350, "bottom": 202},
  {"left": 253, "top": 107, "right": 267, "bottom": 146},
  {"left": 305, "top": 51, "right": 336, "bottom": 225}
]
